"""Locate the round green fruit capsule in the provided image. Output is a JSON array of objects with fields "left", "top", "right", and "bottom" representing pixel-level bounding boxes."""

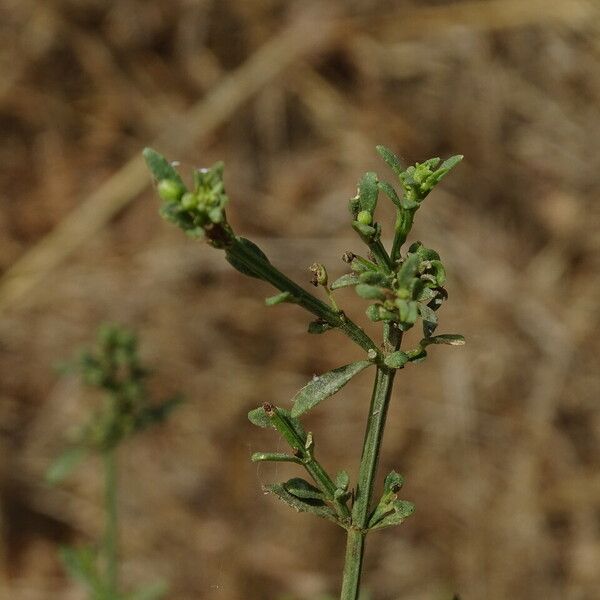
[
  {"left": 357, "top": 210, "right": 372, "bottom": 225},
  {"left": 157, "top": 179, "right": 184, "bottom": 202}
]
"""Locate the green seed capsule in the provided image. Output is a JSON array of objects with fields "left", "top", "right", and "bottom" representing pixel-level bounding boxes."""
[
  {"left": 157, "top": 179, "right": 184, "bottom": 203},
  {"left": 180, "top": 192, "right": 198, "bottom": 210},
  {"left": 357, "top": 210, "right": 372, "bottom": 225}
]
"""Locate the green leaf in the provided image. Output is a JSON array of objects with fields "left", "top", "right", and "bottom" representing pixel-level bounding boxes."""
[
  {"left": 384, "top": 351, "right": 408, "bottom": 369},
  {"left": 46, "top": 446, "right": 88, "bottom": 485},
  {"left": 357, "top": 172, "right": 378, "bottom": 214},
  {"left": 59, "top": 546, "right": 104, "bottom": 595},
  {"left": 251, "top": 452, "right": 301, "bottom": 464},
  {"left": 284, "top": 477, "right": 325, "bottom": 501},
  {"left": 376, "top": 145, "right": 404, "bottom": 177},
  {"left": 418, "top": 303, "right": 438, "bottom": 338},
  {"left": 358, "top": 271, "right": 387, "bottom": 285},
  {"left": 248, "top": 406, "right": 306, "bottom": 441},
  {"left": 291, "top": 361, "right": 372, "bottom": 417},
  {"left": 355, "top": 284, "right": 386, "bottom": 301},
  {"left": 421, "top": 334, "right": 465, "bottom": 347},
  {"left": 330, "top": 274, "right": 360, "bottom": 290},
  {"left": 265, "top": 291, "right": 294, "bottom": 306},
  {"left": 248, "top": 406, "right": 271, "bottom": 428},
  {"left": 369, "top": 500, "right": 415, "bottom": 530},
  {"left": 408, "top": 241, "right": 440, "bottom": 261},
  {"left": 264, "top": 483, "right": 340, "bottom": 525},
  {"left": 352, "top": 221, "right": 377, "bottom": 239},
  {"left": 397, "top": 254, "right": 421, "bottom": 290},
  {"left": 406, "top": 347, "right": 428, "bottom": 363},
  {"left": 440, "top": 154, "right": 464, "bottom": 171},
  {"left": 226, "top": 238, "right": 270, "bottom": 280},
  {"left": 335, "top": 470, "right": 349, "bottom": 491},
  {"left": 143, "top": 148, "right": 185, "bottom": 187},
  {"left": 378, "top": 180, "right": 418, "bottom": 210},
  {"left": 307, "top": 319, "right": 335, "bottom": 334},
  {"left": 383, "top": 470, "right": 405, "bottom": 494},
  {"left": 428, "top": 259, "right": 446, "bottom": 286}
]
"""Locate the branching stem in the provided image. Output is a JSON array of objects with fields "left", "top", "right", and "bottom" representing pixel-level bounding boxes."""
[
  {"left": 340, "top": 324, "right": 402, "bottom": 599},
  {"left": 229, "top": 237, "right": 378, "bottom": 356}
]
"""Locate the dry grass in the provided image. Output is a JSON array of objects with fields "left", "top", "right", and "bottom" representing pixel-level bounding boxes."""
[{"left": 0, "top": 1, "right": 599, "bottom": 599}]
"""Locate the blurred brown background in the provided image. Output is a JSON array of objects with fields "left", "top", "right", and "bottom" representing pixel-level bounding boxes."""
[{"left": 1, "top": 1, "right": 599, "bottom": 599}]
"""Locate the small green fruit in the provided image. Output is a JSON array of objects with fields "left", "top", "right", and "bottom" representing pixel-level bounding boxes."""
[
  {"left": 180, "top": 192, "right": 198, "bottom": 210},
  {"left": 157, "top": 179, "right": 184, "bottom": 203},
  {"left": 357, "top": 210, "right": 372, "bottom": 225}
]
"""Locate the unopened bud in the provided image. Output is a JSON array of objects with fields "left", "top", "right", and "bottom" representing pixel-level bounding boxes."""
[
  {"left": 342, "top": 251, "right": 355, "bottom": 263},
  {"left": 309, "top": 263, "right": 328, "bottom": 286}
]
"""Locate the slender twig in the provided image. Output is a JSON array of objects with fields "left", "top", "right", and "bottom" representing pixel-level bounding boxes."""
[
  {"left": 267, "top": 405, "right": 351, "bottom": 522},
  {"left": 103, "top": 450, "right": 119, "bottom": 597}
]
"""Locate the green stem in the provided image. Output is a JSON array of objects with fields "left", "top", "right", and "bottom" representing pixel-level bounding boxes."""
[
  {"left": 340, "top": 325, "right": 402, "bottom": 600},
  {"left": 368, "top": 239, "right": 393, "bottom": 274},
  {"left": 391, "top": 208, "right": 416, "bottom": 263},
  {"left": 229, "top": 238, "right": 378, "bottom": 356},
  {"left": 341, "top": 529, "right": 365, "bottom": 600},
  {"left": 103, "top": 450, "right": 119, "bottom": 597}
]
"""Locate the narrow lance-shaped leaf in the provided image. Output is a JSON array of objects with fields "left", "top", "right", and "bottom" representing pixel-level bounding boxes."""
[
  {"left": 143, "top": 148, "right": 185, "bottom": 187},
  {"left": 376, "top": 145, "right": 404, "bottom": 177},
  {"left": 46, "top": 446, "right": 88, "bottom": 485},
  {"left": 59, "top": 546, "right": 105, "bottom": 595},
  {"left": 357, "top": 172, "right": 379, "bottom": 214},
  {"left": 226, "top": 237, "right": 271, "bottom": 280},
  {"left": 291, "top": 360, "right": 373, "bottom": 417},
  {"left": 397, "top": 253, "right": 421, "bottom": 290},
  {"left": 308, "top": 319, "right": 335, "bottom": 334},
  {"left": 284, "top": 477, "right": 325, "bottom": 501},
  {"left": 418, "top": 303, "right": 438, "bottom": 338},
  {"left": 330, "top": 273, "right": 360, "bottom": 290},
  {"left": 265, "top": 291, "right": 295, "bottom": 306},
  {"left": 264, "top": 483, "right": 341, "bottom": 526},
  {"left": 369, "top": 499, "right": 415, "bottom": 530},
  {"left": 378, "top": 180, "right": 418, "bottom": 210},
  {"left": 251, "top": 452, "right": 302, "bottom": 464},
  {"left": 420, "top": 334, "right": 465, "bottom": 347}
]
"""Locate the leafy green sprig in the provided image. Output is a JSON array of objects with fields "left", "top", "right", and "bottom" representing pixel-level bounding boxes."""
[
  {"left": 47, "top": 325, "right": 181, "bottom": 600},
  {"left": 144, "top": 145, "right": 464, "bottom": 600}
]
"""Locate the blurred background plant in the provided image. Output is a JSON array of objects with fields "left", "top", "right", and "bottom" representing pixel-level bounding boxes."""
[
  {"left": 0, "top": 1, "right": 599, "bottom": 599},
  {"left": 47, "top": 324, "right": 180, "bottom": 600}
]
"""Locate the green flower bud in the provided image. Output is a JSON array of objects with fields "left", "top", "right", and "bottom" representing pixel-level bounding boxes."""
[
  {"left": 180, "top": 192, "right": 198, "bottom": 210},
  {"left": 357, "top": 210, "right": 372, "bottom": 225},
  {"left": 157, "top": 179, "right": 185, "bottom": 203}
]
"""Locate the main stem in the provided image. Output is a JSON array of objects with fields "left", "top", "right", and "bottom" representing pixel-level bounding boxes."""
[
  {"left": 340, "top": 325, "right": 401, "bottom": 600},
  {"left": 103, "top": 450, "right": 119, "bottom": 597}
]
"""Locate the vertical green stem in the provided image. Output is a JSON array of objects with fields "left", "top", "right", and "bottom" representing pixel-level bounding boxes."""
[
  {"left": 103, "top": 450, "right": 119, "bottom": 597},
  {"left": 340, "top": 326, "right": 401, "bottom": 600}
]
